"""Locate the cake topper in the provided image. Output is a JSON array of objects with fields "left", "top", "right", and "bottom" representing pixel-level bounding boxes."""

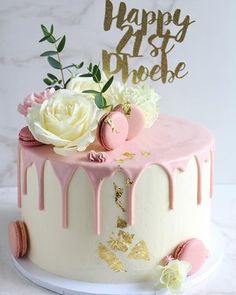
[{"left": 102, "top": 0, "right": 195, "bottom": 84}]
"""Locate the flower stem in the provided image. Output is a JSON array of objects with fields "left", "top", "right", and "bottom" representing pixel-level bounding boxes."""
[{"left": 54, "top": 43, "right": 65, "bottom": 88}]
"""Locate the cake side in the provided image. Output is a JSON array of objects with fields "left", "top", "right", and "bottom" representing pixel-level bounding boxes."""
[{"left": 18, "top": 116, "right": 214, "bottom": 283}]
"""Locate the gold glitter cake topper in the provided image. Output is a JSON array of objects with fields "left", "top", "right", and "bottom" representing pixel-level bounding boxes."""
[{"left": 102, "top": 0, "right": 195, "bottom": 84}]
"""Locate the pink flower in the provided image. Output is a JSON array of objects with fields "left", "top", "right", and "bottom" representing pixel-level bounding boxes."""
[{"left": 18, "top": 88, "right": 55, "bottom": 116}]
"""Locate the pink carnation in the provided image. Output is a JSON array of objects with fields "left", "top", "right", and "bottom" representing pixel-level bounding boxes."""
[{"left": 17, "top": 88, "right": 55, "bottom": 116}]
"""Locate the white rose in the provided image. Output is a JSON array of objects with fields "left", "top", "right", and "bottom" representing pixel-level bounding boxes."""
[
  {"left": 111, "top": 83, "right": 160, "bottom": 128},
  {"left": 153, "top": 260, "right": 191, "bottom": 294},
  {"left": 66, "top": 71, "right": 109, "bottom": 93},
  {"left": 27, "top": 89, "right": 102, "bottom": 155}
]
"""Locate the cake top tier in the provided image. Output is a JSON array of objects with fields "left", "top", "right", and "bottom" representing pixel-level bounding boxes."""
[{"left": 21, "top": 115, "right": 214, "bottom": 170}]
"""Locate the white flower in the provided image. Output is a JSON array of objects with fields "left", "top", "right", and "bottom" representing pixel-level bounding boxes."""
[
  {"left": 66, "top": 71, "right": 109, "bottom": 93},
  {"left": 153, "top": 260, "right": 191, "bottom": 294},
  {"left": 67, "top": 75, "right": 160, "bottom": 128},
  {"left": 27, "top": 89, "right": 103, "bottom": 155},
  {"left": 110, "top": 82, "right": 160, "bottom": 128}
]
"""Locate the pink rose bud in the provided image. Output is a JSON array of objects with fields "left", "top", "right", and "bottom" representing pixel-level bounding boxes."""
[{"left": 18, "top": 88, "right": 55, "bottom": 116}]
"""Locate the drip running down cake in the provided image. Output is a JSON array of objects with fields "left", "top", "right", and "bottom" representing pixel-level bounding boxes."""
[{"left": 10, "top": 25, "right": 214, "bottom": 294}]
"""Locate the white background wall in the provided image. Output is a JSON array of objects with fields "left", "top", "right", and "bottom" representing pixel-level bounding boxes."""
[{"left": 0, "top": 0, "right": 235, "bottom": 186}]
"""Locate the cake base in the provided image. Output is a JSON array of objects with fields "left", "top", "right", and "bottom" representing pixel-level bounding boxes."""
[{"left": 12, "top": 226, "right": 224, "bottom": 295}]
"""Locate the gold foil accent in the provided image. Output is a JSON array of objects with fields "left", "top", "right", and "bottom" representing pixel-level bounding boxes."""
[
  {"left": 128, "top": 240, "right": 150, "bottom": 261},
  {"left": 113, "top": 182, "right": 126, "bottom": 212},
  {"left": 141, "top": 151, "right": 151, "bottom": 157},
  {"left": 126, "top": 178, "right": 133, "bottom": 186},
  {"left": 105, "top": 118, "right": 119, "bottom": 134},
  {"left": 122, "top": 151, "right": 135, "bottom": 160},
  {"left": 117, "top": 217, "right": 127, "bottom": 229},
  {"left": 122, "top": 102, "right": 131, "bottom": 115},
  {"left": 115, "top": 159, "right": 125, "bottom": 165},
  {"left": 114, "top": 152, "right": 136, "bottom": 165},
  {"left": 108, "top": 237, "right": 129, "bottom": 252},
  {"left": 98, "top": 243, "right": 125, "bottom": 272},
  {"left": 118, "top": 230, "right": 134, "bottom": 245}
]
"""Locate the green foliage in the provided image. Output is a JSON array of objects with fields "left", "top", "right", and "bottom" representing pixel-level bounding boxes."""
[
  {"left": 39, "top": 24, "right": 114, "bottom": 109},
  {"left": 39, "top": 24, "right": 83, "bottom": 89}
]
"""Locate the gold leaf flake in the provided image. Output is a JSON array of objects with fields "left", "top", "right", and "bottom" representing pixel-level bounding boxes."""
[
  {"left": 118, "top": 230, "right": 135, "bottom": 245},
  {"left": 122, "top": 101, "right": 131, "bottom": 115},
  {"left": 108, "top": 237, "right": 129, "bottom": 252},
  {"left": 126, "top": 178, "right": 133, "bottom": 186},
  {"left": 115, "top": 159, "right": 126, "bottom": 165},
  {"left": 122, "top": 151, "right": 135, "bottom": 160},
  {"left": 141, "top": 151, "right": 151, "bottom": 157},
  {"left": 105, "top": 118, "right": 119, "bottom": 134},
  {"left": 113, "top": 182, "right": 126, "bottom": 212},
  {"left": 128, "top": 240, "right": 150, "bottom": 261},
  {"left": 117, "top": 217, "right": 127, "bottom": 229},
  {"left": 98, "top": 243, "right": 125, "bottom": 272}
]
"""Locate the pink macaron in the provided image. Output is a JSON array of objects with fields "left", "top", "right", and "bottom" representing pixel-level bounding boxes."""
[
  {"left": 19, "top": 126, "right": 44, "bottom": 147},
  {"left": 8, "top": 220, "right": 29, "bottom": 258},
  {"left": 174, "top": 238, "right": 208, "bottom": 275},
  {"left": 114, "top": 104, "right": 145, "bottom": 140},
  {"left": 97, "top": 111, "right": 129, "bottom": 151}
]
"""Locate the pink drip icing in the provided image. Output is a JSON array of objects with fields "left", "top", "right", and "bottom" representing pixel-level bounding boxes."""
[
  {"left": 195, "top": 150, "right": 212, "bottom": 205},
  {"left": 17, "top": 144, "right": 22, "bottom": 208},
  {"left": 22, "top": 148, "right": 46, "bottom": 210},
  {"left": 159, "top": 159, "right": 190, "bottom": 210},
  {"left": 18, "top": 116, "right": 215, "bottom": 235},
  {"left": 50, "top": 161, "right": 77, "bottom": 228}
]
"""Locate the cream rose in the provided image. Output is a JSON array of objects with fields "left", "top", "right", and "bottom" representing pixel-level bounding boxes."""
[
  {"left": 66, "top": 72, "right": 108, "bottom": 94},
  {"left": 27, "top": 89, "right": 102, "bottom": 155},
  {"left": 153, "top": 260, "right": 191, "bottom": 294}
]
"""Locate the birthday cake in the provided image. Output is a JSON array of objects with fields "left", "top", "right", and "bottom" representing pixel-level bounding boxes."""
[{"left": 9, "top": 24, "right": 214, "bottom": 294}]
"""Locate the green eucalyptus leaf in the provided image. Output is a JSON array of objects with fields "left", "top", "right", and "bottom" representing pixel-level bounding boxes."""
[
  {"left": 93, "top": 65, "right": 101, "bottom": 83},
  {"left": 57, "top": 35, "right": 66, "bottom": 52},
  {"left": 80, "top": 73, "right": 93, "bottom": 78},
  {"left": 73, "top": 62, "right": 84, "bottom": 69},
  {"left": 54, "top": 85, "right": 62, "bottom": 90},
  {"left": 43, "top": 78, "right": 52, "bottom": 86},
  {"left": 47, "top": 73, "right": 58, "bottom": 81},
  {"left": 88, "top": 63, "right": 92, "bottom": 72},
  {"left": 50, "top": 24, "right": 54, "bottom": 35},
  {"left": 47, "top": 56, "right": 62, "bottom": 69},
  {"left": 39, "top": 35, "right": 49, "bottom": 43},
  {"left": 95, "top": 93, "right": 107, "bottom": 109},
  {"left": 40, "top": 51, "right": 58, "bottom": 57},
  {"left": 82, "top": 90, "right": 100, "bottom": 94},
  {"left": 41, "top": 24, "right": 49, "bottom": 36},
  {"left": 101, "top": 76, "right": 114, "bottom": 93},
  {"left": 47, "top": 35, "right": 56, "bottom": 43}
]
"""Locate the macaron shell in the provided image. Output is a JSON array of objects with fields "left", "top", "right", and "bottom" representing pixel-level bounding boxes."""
[
  {"left": 18, "top": 221, "right": 28, "bottom": 256},
  {"left": 19, "top": 126, "right": 44, "bottom": 147},
  {"left": 174, "top": 238, "right": 208, "bottom": 275},
  {"left": 98, "top": 112, "right": 128, "bottom": 150},
  {"left": 8, "top": 222, "right": 21, "bottom": 257},
  {"left": 8, "top": 221, "right": 28, "bottom": 258},
  {"left": 114, "top": 104, "right": 145, "bottom": 140}
]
